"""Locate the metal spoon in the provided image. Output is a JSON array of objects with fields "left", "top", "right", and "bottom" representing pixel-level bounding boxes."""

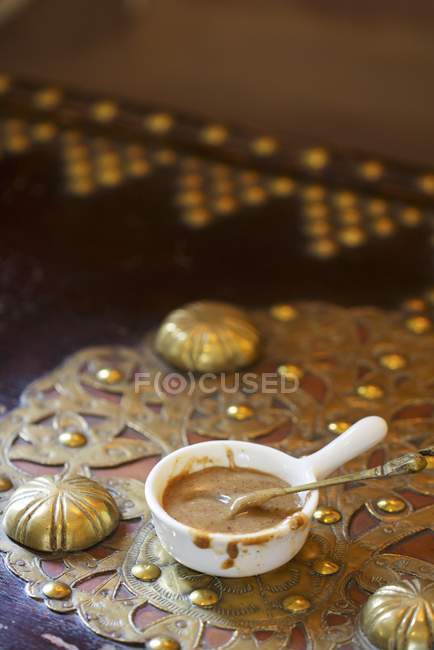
[{"left": 230, "top": 449, "right": 429, "bottom": 516}]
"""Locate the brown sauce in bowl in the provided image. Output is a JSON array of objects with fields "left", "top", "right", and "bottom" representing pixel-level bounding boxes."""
[{"left": 162, "top": 466, "right": 300, "bottom": 534}]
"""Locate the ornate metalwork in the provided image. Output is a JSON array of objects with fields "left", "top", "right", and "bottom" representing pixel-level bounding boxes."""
[{"left": 0, "top": 300, "right": 433, "bottom": 648}]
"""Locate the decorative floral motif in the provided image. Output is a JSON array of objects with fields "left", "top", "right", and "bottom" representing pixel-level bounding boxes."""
[{"left": 0, "top": 301, "right": 432, "bottom": 648}]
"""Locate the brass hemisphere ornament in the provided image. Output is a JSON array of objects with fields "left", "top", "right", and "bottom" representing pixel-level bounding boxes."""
[
  {"left": 3, "top": 475, "right": 120, "bottom": 552},
  {"left": 361, "top": 578, "right": 434, "bottom": 650},
  {"left": 155, "top": 301, "right": 261, "bottom": 372}
]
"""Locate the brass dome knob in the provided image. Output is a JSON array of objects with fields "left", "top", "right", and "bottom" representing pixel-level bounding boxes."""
[
  {"left": 155, "top": 301, "right": 261, "bottom": 372},
  {"left": 361, "top": 579, "right": 434, "bottom": 650},
  {"left": 3, "top": 475, "right": 120, "bottom": 552}
]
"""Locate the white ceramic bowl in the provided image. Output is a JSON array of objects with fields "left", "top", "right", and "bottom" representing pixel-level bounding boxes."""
[{"left": 145, "top": 416, "right": 387, "bottom": 577}]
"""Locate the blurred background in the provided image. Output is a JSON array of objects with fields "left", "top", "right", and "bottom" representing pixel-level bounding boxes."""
[{"left": 1, "top": 0, "right": 434, "bottom": 165}]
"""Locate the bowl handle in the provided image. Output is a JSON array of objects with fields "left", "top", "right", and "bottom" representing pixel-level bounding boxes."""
[{"left": 304, "top": 416, "right": 387, "bottom": 480}]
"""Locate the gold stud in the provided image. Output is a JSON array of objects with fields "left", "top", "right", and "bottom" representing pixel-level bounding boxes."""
[
  {"left": 96, "top": 367, "right": 124, "bottom": 384},
  {"left": 97, "top": 168, "right": 123, "bottom": 187},
  {"left": 58, "top": 431, "right": 87, "bottom": 448},
  {"left": 32, "top": 122, "right": 57, "bottom": 142},
  {"left": 301, "top": 147, "right": 329, "bottom": 170},
  {"left": 251, "top": 136, "right": 278, "bottom": 156},
  {"left": 97, "top": 151, "right": 121, "bottom": 168},
  {"left": 278, "top": 364, "right": 304, "bottom": 380},
  {"left": 372, "top": 217, "right": 395, "bottom": 237},
  {"left": 241, "top": 186, "right": 267, "bottom": 205},
  {"left": 405, "top": 316, "right": 432, "bottom": 334},
  {"left": 63, "top": 143, "right": 89, "bottom": 163},
  {"left": 42, "top": 581, "right": 72, "bottom": 600},
  {"left": 338, "top": 226, "right": 366, "bottom": 247},
  {"left": 128, "top": 159, "right": 151, "bottom": 177},
  {"left": 0, "top": 476, "right": 12, "bottom": 492},
  {"left": 302, "top": 185, "right": 326, "bottom": 202},
  {"left": 379, "top": 353, "right": 407, "bottom": 371},
  {"left": 304, "top": 203, "right": 329, "bottom": 220},
  {"left": 131, "top": 564, "right": 161, "bottom": 582},
  {"left": 282, "top": 594, "right": 311, "bottom": 613},
  {"left": 201, "top": 124, "right": 228, "bottom": 146},
  {"left": 66, "top": 160, "right": 93, "bottom": 178},
  {"left": 182, "top": 207, "right": 212, "bottom": 228},
  {"left": 0, "top": 74, "right": 10, "bottom": 93},
  {"left": 5, "top": 134, "right": 30, "bottom": 153},
  {"left": 313, "top": 507, "right": 342, "bottom": 524},
  {"left": 418, "top": 173, "right": 434, "bottom": 194},
  {"left": 400, "top": 207, "right": 423, "bottom": 227},
  {"left": 357, "top": 384, "right": 384, "bottom": 400},
  {"left": 376, "top": 497, "right": 406, "bottom": 514},
  {"left": 147, "top": 638, "right": 180, "bottom": 650},
  {"left": 270, "top": 304, "right": 298, "bottom": 322},
  {"left": 328, "top": 421, "right": 351, "bottom": 435},
  {"left": 226, "top": 404, "right": 254, "bottom": 421},
  {"left": 154, "top": 149, "right": 176, "bottom": 165},
  {"left": 176, "top": 190, "right": 204, "bottom": 208},
  {"left": 91, "top": 101, "right": 118, "bottom": 123},
  {"left": 145, "top": 113, "right": 173, "bottom": 134},
  {"left": 213, "top": 195, "right": 238, "bottom": 215},
  {"left": 334, "top": 191, "right": 357, "bottom": 209},
  {"left": 359, "top": 161, "right": 384, "bottom": 181},
  {"left": 367, "top": 198, "right": 387, "bottom": 216},
  {"left": 295, "top": 538, "right": 322, "bottom": 561},
  {"left": 313, "top": 558, "right": 340, "bottom": 575},
  {"left": 68, "top": 177, "right": 95, "bottom": 197},
  {"left": 269, "top": 177, "right": 295, "bottom": 196},
  {"left": 34, "top": 87, "right": 62, "bottom": 110},
  {"left": 403, "top": 298, "right": 427, "bottom": 312},
  {"left": 189, "top": 588, "right": 219, "bottom": 608},
  {"left": 309, "top": 238, "right": 338, "bottom": 259}
]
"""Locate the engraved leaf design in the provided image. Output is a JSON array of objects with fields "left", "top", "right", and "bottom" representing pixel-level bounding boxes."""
[
  {"left": 9, "top": 435, "right": 160, "bottom": 468},
  {"left": 99, "top": 476, "right": 149, "bottom": 519},
  {"left": 219, "top": 631, "right": 291, "bottom": 649},
  {"left": 79, "top": 438, "right": 160, "bottom": 468},
  {"left": 74, "top": 591, "right": 147, "bottom": 643}
]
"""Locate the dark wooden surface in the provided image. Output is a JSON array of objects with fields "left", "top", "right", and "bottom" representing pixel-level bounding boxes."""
[{"left": 1, "top": 0, "right": 434, "bottom": 165}]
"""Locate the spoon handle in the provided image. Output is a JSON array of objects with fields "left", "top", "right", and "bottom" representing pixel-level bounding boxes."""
[
  {"left": 230, "top": 451, "right": 427, "bottom": 514},
  {"left": 284, "top": 450, "right": 427, "bottom": 496}
]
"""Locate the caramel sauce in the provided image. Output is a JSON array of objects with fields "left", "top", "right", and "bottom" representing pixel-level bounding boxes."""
[{"left": 163, "top": 466, "right": 300, "bottom": 534}]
